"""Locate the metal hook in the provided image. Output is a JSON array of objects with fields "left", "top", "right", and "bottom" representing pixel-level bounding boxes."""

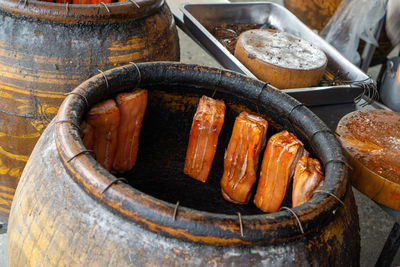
[
  {"left": 213, "top": 27, "right": 238, "bottom": 38},
  {"left": 280, "top": 207, "right": 304, "bottom": 234},
  {"left": 173, "top": 201, "right": 180, "bottom": 221},
  {"left": 256, "top": 83, "right": 267, "bottom": 114},
  {"left": 129, "top": 0, "right": 140, "bottom": 8},
  {"left": 237, "top": 212, "right": 244, "bottom": 237},
  {"left": 288, "top": 103, "right": 304, "bottom": 120},
  {"left": 65, "top": 92, "right": 89, "bottom": 108},
  {"left": 55, "top": 120, "right": 81, "bottom": 131},
  {"left": 65, "top": 2, "right": 69, "bottom": 15},
  {"left": 129, "top": 62, "right": 142, "bottom": 90},
  {"left": 97, "top": 69, "right": 109, "bottom": 89},
  {"left": 101, "top": 177, "right": 128, "bottom": 194},
  {"left": 67, "top": 149, "right": 95, "bottom": 163},
  {"left": 312, "top": 189, "right": 345, "bottom": 207},
  {"left": 99, "top": 2, "right": 110, "bottom": 13},
  {"left": 211, "top": 88, "right": 217, "bottom": 98},
  {"left": 284, "top": 103, "right": 304, "bottom": 135},
  {"left": 310, "top": 129, "right": 333, "bottom": 141},
  {"left": 20, "top": 0, "right": 28, "bottom": 8}
]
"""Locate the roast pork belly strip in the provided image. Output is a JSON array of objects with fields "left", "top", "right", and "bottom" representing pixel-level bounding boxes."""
[
  {"left": 113, "top": 89, "right": 148, "bottom": 173},
  {"left": 85, "top": 99, "right": 120, "bottom": 171},
  {"left": 220, "top": 112, "right": 268, "bottom": 204},
  {"left": 292, "top": 155, "right": 324, "bottom": 208},
  {"left": 254, "top": 130, "right": 303, "bottom": 212},
  {"left": 184, "top": 95, "right": 225, "bottom": 183}
]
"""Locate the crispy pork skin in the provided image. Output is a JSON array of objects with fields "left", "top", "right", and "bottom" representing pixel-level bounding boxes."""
[
  {"left": 184, "top": 95, "right": 225, "bottom": 182},
  {"left": 220, "top": 112, "right": 268, "bottom": 204},
  {"left": 113, "top": 89, "right": 148, "bottom": 173},
  {"left": 292, "top": 155, "right": 324, "bottom": 208},
  {"left": 254, "top": 130, "right": 303, "bottom": 212},
  {"left": 86, "top": 99, "right": 120, "bottom": 171}
]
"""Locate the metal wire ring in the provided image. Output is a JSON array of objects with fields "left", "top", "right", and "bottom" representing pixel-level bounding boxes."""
[
  {"left": 65, "top": 92, "right": 89, "bottom": 108},
  {"left": 99, "top": 2, "right": 110, "bottom": 13},
  {"left": 288, "top": 103, "right": 305, "bottom": 119},
  {"left": 129, "top": 0, "right": 140, "bottom": 8},
  {"left": 67, "top": 149, "right": 95, "bottom": 163},
  {"left": 280, "top": 207, "right": 304, "bottom": 234},
  {"left": 237, "top": 212, "right": 244, "bottom": 237},
  {"left": 310, "top": 129, "right": 333, "bottom": 141},
  {"left": 55, "top": 120, "right": 81, "bottom": 131},
  {"left": 334, "top": 131, "right": 341, "bottom": 138},
  {"left": 129, "top": 62, "right": 142, "bottom": 90},
  {"left": 256, "top": 83, "right": 268, "bottom": 114},
  {"left": 211, "top": 88, "right": 217, "bottom": 98},
  {"left": 173, "top": 201, "right": 180, "bottom": 221},
  {"left": 98, "top": 69, "right": 109, "bottom": 89},
  {"left": 101, "top": 177, "right": 128, "bottom": 194},
  {"left": 312, "top": 189, "right": 345, "bottom": 207}
]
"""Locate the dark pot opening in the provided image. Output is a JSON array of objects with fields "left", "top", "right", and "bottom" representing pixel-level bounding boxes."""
[
  {"left": 55, "top": 62, "right": 348, "bottom": 244},
  {"left": 125, "top": 86, "right": 315, "bottom": 215}
]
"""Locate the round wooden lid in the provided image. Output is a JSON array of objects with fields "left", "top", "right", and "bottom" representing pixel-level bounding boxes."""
[
  {"left": 237, "top": 29, "right": 327, "bottom": 71},
  {"left": 234, "top": 29, "right": 327, "bottom": 89},
  {"left": 336, "top": 110, "right": 400, "bottom": 210}
]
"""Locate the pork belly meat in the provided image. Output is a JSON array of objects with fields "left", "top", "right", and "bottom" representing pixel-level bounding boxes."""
[
  {"left": 184, "top": 95, "right": 225, "bottom": 183},
  {"left": 220, "top": 112, "right": 268, "bottom": 204},
  {"left": 113, "top": 89, "right": 148, "bottom": 173},
  {"left": 254, "top": 130, "right": 303, "bottom": 212},
  {"left": 292, "top": 155, "right": 324, "bottom": 208},
  {"left": 85, "top": 99, "right": 120, "bottom": 171}
]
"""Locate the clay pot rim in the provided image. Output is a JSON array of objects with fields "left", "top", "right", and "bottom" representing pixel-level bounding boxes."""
[
  {"left": 54, "top": 62, "right": 348, "bottom": 245},
  {"left": 0, "top": 0, "right": 163, "bottom": 23}
]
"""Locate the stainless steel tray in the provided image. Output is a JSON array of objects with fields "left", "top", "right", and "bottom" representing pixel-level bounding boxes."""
[{"left": 181, "top": 2, "right": 375, "bottom": 106}]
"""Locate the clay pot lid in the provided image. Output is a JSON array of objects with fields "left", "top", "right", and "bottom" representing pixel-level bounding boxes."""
[{"left": 0, "top": 0, "right": 163, "bottom": 23}]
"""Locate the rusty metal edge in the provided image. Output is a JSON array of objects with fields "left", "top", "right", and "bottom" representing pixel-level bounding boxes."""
[{"left": 54, "top": 62, "right": 348, "bottom": 245}]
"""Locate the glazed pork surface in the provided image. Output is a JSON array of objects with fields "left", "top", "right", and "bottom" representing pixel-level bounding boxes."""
[
  {"left": 113, "top": 89, "right": 148, "bottom": 173},
  {"left": 220, "top": 112, "right": 268, "bottom": 204},
  {"left": 292, "top": 155, "right": 324, "bottom": 208},
  {"left": 85, "top": 99, "right": 120, "bottom": 171},
  {"left": 184, "top": 95, "right": 226, "bottom": 183},
  {"left": 254, "top": 130, "right": 304, "bottom": 212}
]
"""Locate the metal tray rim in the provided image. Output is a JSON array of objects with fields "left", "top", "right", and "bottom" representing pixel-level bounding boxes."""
[{"left": 181, "top": 1, "right": 376, "bottom": 106}]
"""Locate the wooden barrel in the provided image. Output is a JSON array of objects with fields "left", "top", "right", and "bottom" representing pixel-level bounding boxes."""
[
  {"left": 283, "top": 0, "right": 393, "bottom": 66},
  {"left": 0, "top": 0, "right": 179, "bottom": 220},
  {"left": 7, "top": 63, "right": 360, "bottom": 266}
]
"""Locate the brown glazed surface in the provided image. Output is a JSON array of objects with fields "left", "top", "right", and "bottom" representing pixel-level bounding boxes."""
[
  {"left": 7, "top": 63, "right": 360, "bottom": 266},
  {"left": 0, "top": 0, "right": 179, "bottom": 220},
  {"left": 337, "top": 110, "right": 400, "bottom": 184},
  {"left": 336, "top": 110, "right": 400, "bottom": 211}
]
